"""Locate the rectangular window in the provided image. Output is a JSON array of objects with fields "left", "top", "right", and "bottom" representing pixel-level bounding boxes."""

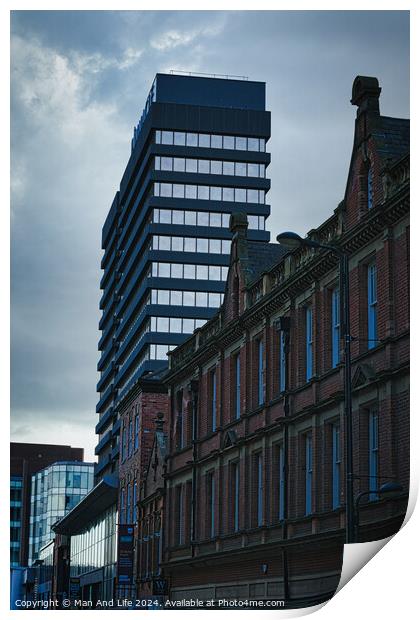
[
  {"left": 207, "top": 472, "right": 215, "bottom": 538},
  {"left": 231, "top": 462, "right": 239, "bottom": 532},
  {"left": 121, "top": 427, "right": 126, "bottom": 462},
  {"left": 258, "top": 339, "right": 264, "bottom": 405},
  {"left": 306, "top": 307, "right": 313, "bottom": 381},
  {"left": 176, "top": 486, "right": 184, "bottom": 545},
  {"left": 210, "top": 369, "right": 217, "bottom": 432},
  {"left": 305, "top": 434, "right": 313, "bottom": 516},
  {"left": 332, "top": 288, "right": 340, "bottom": 368},
  {"left": 369, "top": 410, "right": 379, "bottom": 500},
  {"left": 256, "top": 453, "right": 263, "bottom": 526},
  {"left": 279, "top": 330, "right": 286, "bottom": 393},
  {"left": 128, "top": 419, "right": 133, "bottom": 457},
  {"left": 126, "top": 483, "right": 132, "bottom": 523},
  {"left": 234, "top": 353, "right": 241, "bottom": 419},
  {"left": 120, "top": 488, "right": 125, "bottom": 525},
  {"left": 133, "top": 481, "right": 137, "bottom": 523},
  {"left": 367, "top": 262, "right": 378, "bottom": 349},
  {"left": 278, "top": 445, "right": 285, "bottom": 521},
  {"left": 332, "top": 423, "right": 341, "bottom": 509}
]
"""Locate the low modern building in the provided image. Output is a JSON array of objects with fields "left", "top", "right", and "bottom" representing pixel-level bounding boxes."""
[
  {"left": 52, "top": 475, "right": 119, "bottom": 606},
  {"left": 10, "top": 442, "right": 84, "bottom": 568},
  {"left": 28, "top": 461, "right": 94, "bottom": 565},
  {"left": 161, "top": 76, "right": 409, "bottom": 608}
]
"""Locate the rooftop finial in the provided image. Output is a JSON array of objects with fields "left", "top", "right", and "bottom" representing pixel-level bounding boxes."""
[
  {"left": 351, "top": 76, "right": 381, "bottom": 116},
  {"left": 229, "top": 212, "right": 249, "bottom": 239}
]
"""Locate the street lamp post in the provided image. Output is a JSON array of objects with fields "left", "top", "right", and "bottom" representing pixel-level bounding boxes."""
[{"left": 276, "top": 232, "right": 355, "bottom": 543}]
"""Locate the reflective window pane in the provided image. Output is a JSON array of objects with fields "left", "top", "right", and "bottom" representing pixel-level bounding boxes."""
[
  {"left": 172, "top": 237, "right": 184, "bottom": 251},
  {"left": 210, "top": 160, "right": 222, "bottom": 175},
  {"left": 210, "top": 212, "right": 222, "bottom": 227},
  {"left": 184, "top": 237, "right": 196, "bottom": 252},
  {"left": 185, "top": 185, "right": 197, "bottom": 199},
  {"left": 155, "top": 156, "right": 161, "bottom": 170},
  {"left": 170, "top": 318, "right": 182, "bottom": 333},
  {"left": 173, "top": 158, "right": 185, "bottom": 172},
  {"left": 211, "top": 135, "right": 223, "bottom": 148},
  {"left": 223, "top": 161, "right": 235, "bottom": 176},
  {"left": 183, "top": 291, "right": 195, "bottom": 306},
  {"left": 155, "top": 130, "right": 161, "bottom": 144},
  {"left": 157, "top": 290, "right": 170, "bottom": 304},
  {"left": 197, "top": 212, "right": 209, "bottom": 227},
  {"left": 236, "top": 137, "right": 247, "bottom": 150},
  {"left": 222, "top": 266, "right": 229, "bottom": 279},
  {"left": 173, "top": 184, "right": 185, "bottom": 198},
  {"left": 247, "top": 189, "right": 259, "bottom": 203},
  {"left": 171, "top": 263, "right": 183, "bottom": 278},
  {"left": 209, "top": 239, "right": 221, "bottom": 253},
  {"left": 248, "top": 137, "right": 259, "bottom": 151},
  {"left": 248, "top": 163, "right": 259, "bottom": 177},
  {"left": 162, "top": 131, "right": 173, "bottom": 145},
  {"left": 222, "top": 240, "right": 231, "bottom": 254},
  {"left": 159, "top": 210, "right": 171, "bottom": 224},
  {"left": 159, "top": 236, "right": 171, "bottom": 251},
  {"left": 184, "top": 264, "right": 196, "bottom": 279},
  {"left": 209, "top": 293, "right": 221, "bottom": 307},
  {"left": 184, "top": 210, "right": 197, "bottom": 225},
  {"left": 260, "top": 164, "right": 265, "bottom": 178},
  {"left": 183, "top": 318, "right": 195, "bottom": 333},
  {"left": 222, "top": 187, "right": 234, "bottom": 201},
  {"left": 197, "top": 265, "right": 208, "bottom": 280},
  {"left": 223, "top": 136, "right": 235, "bottom": 150},
  {"left": 157, "top": 317, "right": 169, "bottom": 331},
  {"left": 222, "top": 213, "right": 230, "bottom": 227},
  {"left": 186, "top": 133, "right": 198, "bottom": 147},
  {"left": 172, "top": 210, "right": 184, "bottom": 225},
  {"left": 197, "top": 238, "right": 209, "bottom": 253},
  {"left": 259, "top": 138, "right": 266, "bottom": 152},
  {"left": 186, "top": 159, "right": 198, "bottom": 173},
  {"left": 171, "top": 291, "right": 183, "bottom": 305},
  {"left": 174, "top": 132, "right": 186, "bottom": 146},
  {"left": 196, "top": 292, "right": 207, "bottom": 307},
  {"left": 259, "top": 190, "right": 265, "bottom": 204},
  {"left": 210, "top": 186, "right": 222, "bottom": 201},
  {"left": 158, "top": 263, "right": 170, "bottom": 278},
  {"left": 198, "top": 160, "right": 210, "bottom": 174},
  {"left": 235, "top": 188, "right": 247, "bottom": 203},
  {"left": 209, "top": 266, "right": 221, "bottom": 280},
  {"left": 199, "top": 134, "right": 211, "bottom": 148},
  {"left": 160, "top": 183, "right": 172, "bottom": 197},
  {"left": 197, "top": 185, "right": 210, "bottom": 200},
  {"left": 235, "top": 162, "right": 247, "bottom": 176},
  {"left": 161, "top": 157, "right": 172, "bottom": 171}
]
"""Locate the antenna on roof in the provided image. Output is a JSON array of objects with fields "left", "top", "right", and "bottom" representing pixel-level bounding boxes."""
[{"left": 169, "top": 69, "right": 248, "bottom": 81}]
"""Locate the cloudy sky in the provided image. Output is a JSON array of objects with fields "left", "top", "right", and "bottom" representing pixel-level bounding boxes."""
[{"left": 10, "top": 11, "right": 409, "bottom": 461}]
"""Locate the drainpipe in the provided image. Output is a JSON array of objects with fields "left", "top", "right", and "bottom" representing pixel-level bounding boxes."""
[
  {"left": 189, "top": 380, "right": 199, "bottom": 555},
  {"left": 275, "top": 317, "right": 290, "bottom": 602}
]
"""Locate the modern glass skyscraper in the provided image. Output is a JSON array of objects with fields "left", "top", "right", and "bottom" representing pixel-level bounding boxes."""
[
  {"left": 28, "top": 462, "right": 94, "bottom": 565},
  {"left": 96, "top": 73, "right": 271, "bottom": 478}
]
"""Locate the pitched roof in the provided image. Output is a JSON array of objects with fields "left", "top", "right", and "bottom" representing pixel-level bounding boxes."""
[
  {"left": 373, "top": 116, "right": 410, "bottom": 163},
  {"left": 241, "top": 241, "right": 289, "bottom": 285}
]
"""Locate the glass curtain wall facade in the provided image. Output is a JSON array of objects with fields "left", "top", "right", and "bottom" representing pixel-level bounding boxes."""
[
  {"left": 69, "top": 505, "right": 117, "bottom": 601},
  {"left": 10, "top": 477, "right": 23, "bottom": 567},
  {"left": 96, "top": 73, "right": 271, "bottom": 479},
  {"left": 28, "top": 463, "right": 94, "bottom": 565}
]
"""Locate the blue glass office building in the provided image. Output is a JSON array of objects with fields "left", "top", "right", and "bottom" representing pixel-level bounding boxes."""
[{"left": 95, "top": 73, "right": 271, "bottom": 478}]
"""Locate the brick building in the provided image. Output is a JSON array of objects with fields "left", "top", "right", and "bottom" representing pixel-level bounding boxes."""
[{"left": 160, "top": 76, "right": 409, "bottom": 608}]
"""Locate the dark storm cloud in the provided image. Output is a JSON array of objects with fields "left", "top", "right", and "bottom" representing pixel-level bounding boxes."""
[{"left": 10, "top": 11, "right": 409, "bottom": 459}]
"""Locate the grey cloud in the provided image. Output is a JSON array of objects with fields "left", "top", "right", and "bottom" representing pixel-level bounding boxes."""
[{"left": 10, "top": 11, "right": 409, "bottom": 461}]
